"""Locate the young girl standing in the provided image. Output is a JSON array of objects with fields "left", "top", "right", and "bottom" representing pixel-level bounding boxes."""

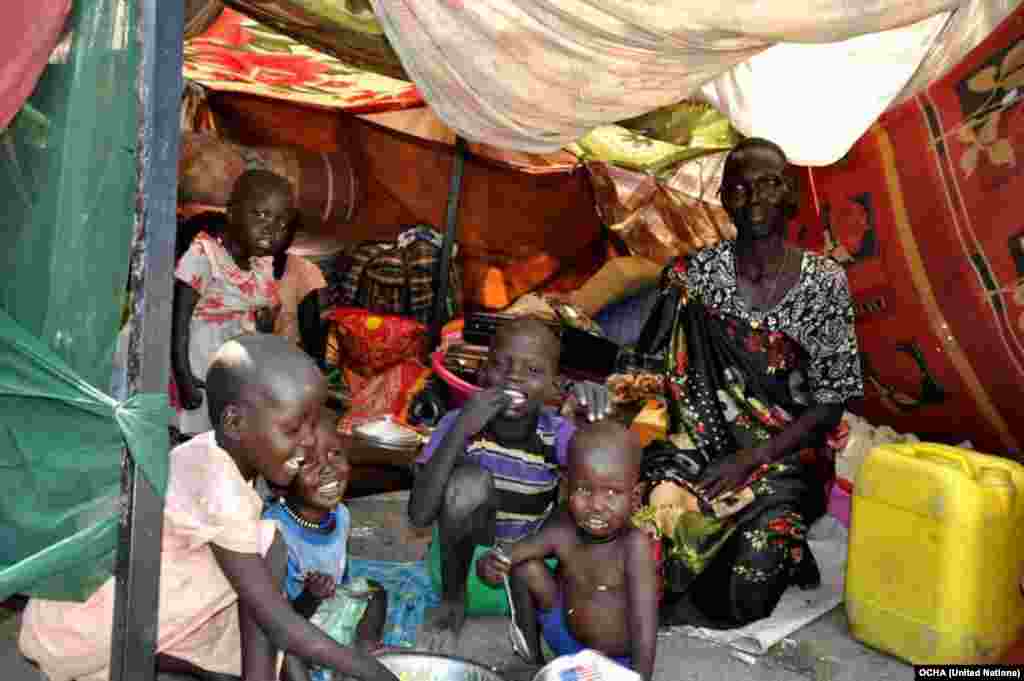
[{"left": 171, "top": 170, "right": 294, "bottom": 436}]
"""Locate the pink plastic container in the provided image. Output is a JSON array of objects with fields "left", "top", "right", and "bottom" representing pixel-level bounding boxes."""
[
  {"left": 431, "top": 350, "right": 481, "bottom": 407},
  {"left": 828, "top": 478, "right": 853, "bottom": 528}
]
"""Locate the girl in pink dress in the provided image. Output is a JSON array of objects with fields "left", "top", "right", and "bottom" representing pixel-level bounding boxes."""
[
  {"left": 171, "top": 170, "right": 293, "bottom": 436},
  {"left": 20, "top": 334, "right": 399, "bottom": 681}
]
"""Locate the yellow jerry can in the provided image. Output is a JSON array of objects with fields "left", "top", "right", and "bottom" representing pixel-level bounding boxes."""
[{"left": 845, "top": 442, "right": 1024, "bottom": 664}]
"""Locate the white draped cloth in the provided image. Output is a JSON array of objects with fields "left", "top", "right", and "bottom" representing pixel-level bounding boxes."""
[{"left": 370, "top": 0, "right": 966, "bottom": 164}]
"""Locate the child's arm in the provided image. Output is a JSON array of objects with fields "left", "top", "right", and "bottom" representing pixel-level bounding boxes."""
[
  {"left": 298, "top": 289, "right": 327, "bottom": 364},
  {"left": 504, "top": 511, "right": 572, "bottom": 566},
  {"left": 623, "top": 528, "right": 659, "bottom": 681},
  {"left": 211, "top": 545, "right": 398, "bottom": 681},
  {"left": 291, "top": 572, "right": 336, "bottom": 620},
  {"left": 476, "top": 511, "right": 574, "bottom": 586},
  {"left": 171, "top": 281, "right": 204, "bottom": 410},
  {"left": 407, "top": 386, "right": 511, "bottom": 528}
]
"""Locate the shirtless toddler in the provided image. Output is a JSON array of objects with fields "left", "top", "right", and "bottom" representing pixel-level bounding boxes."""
[{"left": 478, "top": 421, "right": 659, "bottom": 680}]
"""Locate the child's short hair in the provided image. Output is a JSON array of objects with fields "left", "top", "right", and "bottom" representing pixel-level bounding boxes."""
[
  {"left": 569, "top": 420, "right": 643, "bottom": 480},
  {"left": 228, "top": 169, "right": 294, "bottom": 207},
  {"left": 205, "top": 334, "right": 318, "bottom": 429},
  {"left": 492, "top": 316, "right": 561, "bottom": 366},
  {"left": 205, "top": 353, "right": 244, "bottom": 431}
]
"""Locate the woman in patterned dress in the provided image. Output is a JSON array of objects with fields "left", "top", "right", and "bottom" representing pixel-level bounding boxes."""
[{"left": 633, "top": 138, "right": 863, "bottom": 627}]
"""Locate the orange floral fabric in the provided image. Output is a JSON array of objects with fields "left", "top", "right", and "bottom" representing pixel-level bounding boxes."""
[
  {"left": 183, "top": 8, "right": 421, "bottom": 114},
  {"left": 324, "top": 307, "right": 424, "bottom": 376}
]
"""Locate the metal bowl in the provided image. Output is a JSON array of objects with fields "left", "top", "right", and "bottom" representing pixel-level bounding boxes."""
[
  {"left": 350, "top": 416, "right": 425, "bottom": 453},
  {"left": 375, "top": 651, "right": 507, "bottom": 681}
]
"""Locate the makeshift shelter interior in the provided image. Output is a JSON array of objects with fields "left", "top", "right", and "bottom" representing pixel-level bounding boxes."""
[
  {"left": 175, "top": 0, "right": 1024, "bottom": 459},
  {"left": 3, "top": 0, "right": 1024, "bottom": 680}
]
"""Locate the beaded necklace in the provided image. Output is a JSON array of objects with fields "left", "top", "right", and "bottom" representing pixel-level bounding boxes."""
[{"left": 281, "top": 500, "right": 334, "bottom": 533}]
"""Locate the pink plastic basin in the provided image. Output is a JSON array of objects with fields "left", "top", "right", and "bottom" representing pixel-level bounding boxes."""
[{"left": 431, "top": 351, "right": 482, "bottom": 407}]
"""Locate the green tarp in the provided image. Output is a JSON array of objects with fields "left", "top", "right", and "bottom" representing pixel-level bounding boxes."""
[
  {"left": 0, "top": 309, "right": 171, "bottom": 601},
  {"left": 0, "top": 0, "right": 172, "bottom": 602}
]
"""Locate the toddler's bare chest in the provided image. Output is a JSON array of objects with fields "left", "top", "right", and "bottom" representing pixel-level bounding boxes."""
[{"left": 561, "top": 543, "right": 626, "bottom": 593}]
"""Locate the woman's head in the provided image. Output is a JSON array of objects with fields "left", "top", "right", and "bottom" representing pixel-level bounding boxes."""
[
  {"left": 720, "top": 138, "right": 798, "bottom": 241},
  {"left": 206, "top": 334, "right": 327, "bottom": 487},
  {"left": 480, "top": 318, "right": 560, "bottom": 422},
  {"left": 225, "top": 170, "right": 296, "bottom": 261}
]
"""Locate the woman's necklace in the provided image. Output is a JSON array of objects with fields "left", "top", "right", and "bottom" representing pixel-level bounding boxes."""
[
  {"left": 281, "top": 501, "right": 332, "bottom": 532},
  {"left": 744, "top": 247, "right": 793, "bottom": 330}
]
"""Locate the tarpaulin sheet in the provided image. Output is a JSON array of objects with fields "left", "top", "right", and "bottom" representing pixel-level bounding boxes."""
[
  {"left": 368, "top": 0, "right": 957, "bottom": 160},
  {"left": 700, "top": 11, "right": 952, "bottom": 165},
  {"left": 703, "top": 1, "right": 1023, "bottom": 164},
  {"left": 0, "top": 310, "right": 172, "bottom": 602},
  {"left": 0, "top": 0, "right": 172, "bottom": 602}
]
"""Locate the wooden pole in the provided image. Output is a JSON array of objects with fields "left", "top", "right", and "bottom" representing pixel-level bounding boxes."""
[{"left": 429, "top": 136, "right": 467, "bottom": 352}]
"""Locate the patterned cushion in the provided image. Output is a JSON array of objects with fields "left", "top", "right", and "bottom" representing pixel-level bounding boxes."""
[{"left": 325, "top": 307, "right": 424, "bottom": 376}]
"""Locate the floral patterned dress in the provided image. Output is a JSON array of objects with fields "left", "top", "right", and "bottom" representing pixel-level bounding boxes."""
[
  {"left": 640, "top": 240, "right": 863, "bottom": 626},
  {"left": 173, "top": 231, "right": 279, "bottom": 434}
]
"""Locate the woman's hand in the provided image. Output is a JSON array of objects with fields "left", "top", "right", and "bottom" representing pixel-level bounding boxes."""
[
  {"left": 562, "top": 380, "right": 612, "bottom": 423},
  {"left": 699, "top": 449, "right": 768, "bottom": 501},
  {"left": 303, "top": 572, "right": 337, "bottom": 601}
]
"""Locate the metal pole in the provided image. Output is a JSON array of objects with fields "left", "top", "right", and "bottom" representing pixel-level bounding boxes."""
[
  {"left": 109, "top": 1, "right": 183, "bottom": 680},
  {"left": 429, "top": 136, "right": 467, "bottom": 352}
]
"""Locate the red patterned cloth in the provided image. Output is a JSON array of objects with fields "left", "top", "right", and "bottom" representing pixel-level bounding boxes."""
[
  {"left": 324, "top": 307, "right": 425, "bottom": 376},
  {"left": 338, "top": 360, "right": 432, "bottom": 435},
  {"left": 183, "top": 8, "right": 421, "bottom": 114},
  {"left": 793, "top": 5, "right": 1024, "bottom": 454}
]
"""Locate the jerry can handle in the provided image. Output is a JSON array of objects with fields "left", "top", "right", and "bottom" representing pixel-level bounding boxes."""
[{"left": 912, "top": 444, "right": 975, "bottom": 480}]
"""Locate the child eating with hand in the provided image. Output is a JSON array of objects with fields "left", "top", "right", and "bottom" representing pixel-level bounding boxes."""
[
  {"left": 263, "top": 407, "right": 386, "bottom": 681},
  {"left": 21, "top": 334, "right": 398, "bottom": 681},
  {"left": 407, "top": 318, "right": 610, "bottom": 650},
  {"left": 477, "top": 421, "right": 659, "bottom": 680}
]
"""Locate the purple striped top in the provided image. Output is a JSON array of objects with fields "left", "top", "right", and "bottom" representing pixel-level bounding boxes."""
[{"left": 417, "top": 408, "right": 575, "bottom": 542}]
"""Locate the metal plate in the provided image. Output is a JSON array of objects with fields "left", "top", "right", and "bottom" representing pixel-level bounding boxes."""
[
  {"left": 351, "top": 417, "right": 424, "bottom": 450},
  {"left": 376, "top": 651, "right": 507, "bottom": 681}
]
